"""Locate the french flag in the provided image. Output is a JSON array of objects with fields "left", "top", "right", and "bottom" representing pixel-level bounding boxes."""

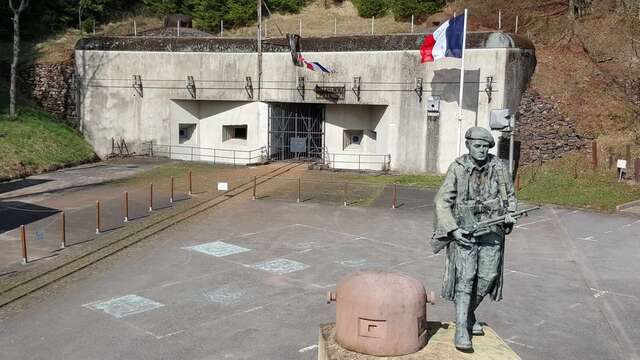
[
  {"left": 297, "top": 55, "right": 334, "bottom": 73},
  {"left": 420, "top": 14, "right": 466, "bottom": 63}
]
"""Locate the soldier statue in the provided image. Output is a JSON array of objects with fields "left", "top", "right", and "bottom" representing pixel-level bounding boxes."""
[{"left": 432, "top": 127, "right": 518, "bottom": 352}]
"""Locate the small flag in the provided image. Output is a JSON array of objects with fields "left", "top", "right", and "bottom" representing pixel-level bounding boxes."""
[
  {"left": 420, "top": 14, "right": 466, "bottom": 63},
  {"left": 297, "top": 55, "right": 334, "bottom": 73}
]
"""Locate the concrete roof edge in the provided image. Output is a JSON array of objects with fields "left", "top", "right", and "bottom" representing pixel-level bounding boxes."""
[{"left": 75, "top": 32, "right": 535, "bottom": 53}]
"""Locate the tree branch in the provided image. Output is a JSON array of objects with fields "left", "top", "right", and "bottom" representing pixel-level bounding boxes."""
[{"left": 8, "top": 0, "right": 16, "bottom": 12}]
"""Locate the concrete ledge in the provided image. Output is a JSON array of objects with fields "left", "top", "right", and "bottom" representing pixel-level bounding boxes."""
[
  {"left": 318, "top": 322, "right": 521, "bottom": 360},
  {"left": 616, "top": 199, "right": 640, "bottom": 212}
]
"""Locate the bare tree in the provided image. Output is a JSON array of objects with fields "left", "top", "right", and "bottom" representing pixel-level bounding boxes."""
[{"left": 8, "top": 0, "right": 31, "bottom": 118}]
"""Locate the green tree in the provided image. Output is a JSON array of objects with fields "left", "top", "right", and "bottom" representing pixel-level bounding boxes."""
[
  {"left": 352, "top": 0, "right": 388, "bottom": 18},
  {"left": 8, "top": 0, "right": 31, "bottom": 118},
  {"left": 390, "top": 0, "right": 441, "bottom": 21},
  {"left": 143, "top": 0, "right": 182, "bottom": 15}
]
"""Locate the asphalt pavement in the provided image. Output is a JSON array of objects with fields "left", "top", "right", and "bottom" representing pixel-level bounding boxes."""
[{"left": 0, "top": 189, "right": 638, "bottom": 360}]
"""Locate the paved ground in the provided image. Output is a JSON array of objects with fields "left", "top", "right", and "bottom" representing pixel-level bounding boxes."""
[{"left": 0, "top": 179, "right": 639, "bottom": 360}]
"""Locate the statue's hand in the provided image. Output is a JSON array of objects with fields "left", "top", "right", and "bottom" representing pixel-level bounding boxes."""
[
  {"left": 452, "top": 228, "right": 472, "bottom": 246},
  {"left": 504, "top": 213, "right": 517, "bottom": 225}
]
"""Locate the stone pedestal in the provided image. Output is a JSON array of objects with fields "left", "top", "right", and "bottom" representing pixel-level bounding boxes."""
[{"left": 318, "top": 322, "right": 521, "bottom": 360}]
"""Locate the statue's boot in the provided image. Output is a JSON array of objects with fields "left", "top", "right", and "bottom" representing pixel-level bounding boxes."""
[
  {"left": 454, "top": 292, "right": 473, "bottom": 352},
  {"left": 468, "top": 295, "right": 485, "bottom": 336}
]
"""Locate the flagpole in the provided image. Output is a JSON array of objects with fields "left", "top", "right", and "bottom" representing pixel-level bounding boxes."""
[{"left": 456, "top": 9, "right": 468, "bottom": 157}]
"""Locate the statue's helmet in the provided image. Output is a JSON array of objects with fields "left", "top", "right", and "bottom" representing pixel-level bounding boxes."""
[{"left": 464, "top": 127, "right": 495, "bottom": 148}]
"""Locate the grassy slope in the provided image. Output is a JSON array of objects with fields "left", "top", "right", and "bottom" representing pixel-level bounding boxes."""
[{"left": 0, "top": 106, "right": 96, "bottom": 180}]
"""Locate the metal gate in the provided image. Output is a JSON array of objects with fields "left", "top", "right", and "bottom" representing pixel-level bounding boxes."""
[{"left": 268, "top": 103, "right": 325, "bottom": 161}]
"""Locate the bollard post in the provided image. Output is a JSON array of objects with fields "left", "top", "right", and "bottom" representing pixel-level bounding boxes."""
[
  {"left": 20, "top": 225, "right": 27, "bottom": 264},
  {"left": 626, "top": 144, "right": 631, "bottom": 163},
  {"left": 96, "top": 200, "right": 101, "bottom": 234},
  {"left": 609, "top": 155, "right": 614, "bottom": 170},
  {"left": 592, "top": 141, "right": 598, "bottom": 170},
  {"left": 297, "top": 177, "right": 301, "bottom": 203},
  {"left": 635, "top": 158, "right": 640, "bottom": 183},
  {"left": 60, "top": 211, "right": 66, "bottom": 249},
  {"left": 124, "top": 191, "right": 129, "bottom": 222},
  {"left": 252, "top": 176, "right": 257, "bottom": 200},
  {"left": 188, "top": 170, "right": 193, "bottom": 196},
  {"left": 392, "top": 183, "right": 397, "bottom": 209},
  {"left": 170, "top": 176, "right": 174, "bottom": 203},
  {"left": 149, "top": 183, "right": 153, "bottom": 212},
  {"left": 516, "top": 174, "right": 521, "bottom": 191},
  {"left": 343, "top": 182, "right": 349, "bottom": 206}
]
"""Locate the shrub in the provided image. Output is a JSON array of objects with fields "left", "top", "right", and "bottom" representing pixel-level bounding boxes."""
[
  {"left": 352, "top": 0, "right": 388, "bottom": 18},
  {"left": 390, "top": 0, "right": 442, "bottom": 21},
  {"left": 268, "top": 0, "right": 305, "bottom": 14}
]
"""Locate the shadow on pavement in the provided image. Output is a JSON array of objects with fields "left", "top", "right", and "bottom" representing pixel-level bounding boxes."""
[
  {"left": 0, "top": 179, "right": 52, "bottom": 194},
  {"left": 0, "top": 201, "right": 60, "bottom": 233}
]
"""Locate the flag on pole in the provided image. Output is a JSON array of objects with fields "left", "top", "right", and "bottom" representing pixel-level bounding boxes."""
[
  {"left": 420, "top": 14, "right": 466, "bottom": 63},
  {"left": 297, "top": 54, "right": 334, "bottom": 73}
]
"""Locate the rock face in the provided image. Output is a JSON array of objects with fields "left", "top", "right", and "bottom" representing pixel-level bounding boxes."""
[
  {"left": 515, "top": 89, "right": 590, "bottom": 164},
  {"left": 22, "top": 61, "right": 77, "bottom": 123}
]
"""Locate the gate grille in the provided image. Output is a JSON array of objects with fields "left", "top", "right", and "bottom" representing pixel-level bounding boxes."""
[{"left": 268, "top": 103, "right": 325, "bottom": 161}]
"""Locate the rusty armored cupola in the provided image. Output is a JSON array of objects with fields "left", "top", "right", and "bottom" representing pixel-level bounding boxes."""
[{"left": 327, "top": 271, "right": 436, "bottom": 356}]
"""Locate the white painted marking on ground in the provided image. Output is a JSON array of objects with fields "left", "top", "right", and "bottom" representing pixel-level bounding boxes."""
[
  {"left": 504, "top": 268, "right": 539, "bottom": 278},
  {"left": 623, "top": 220, "right": 640, "bottom": 227},
  {"left": 568, "top": 303, "right": 582, "bottom": 309},
  {"left": 184, "top": 241, "right": 251, "bottom": 257},
  {"left": 83, "top": 294, "right": 164, "bottom": 318},
  {"left": 604, "top": 230, "right": 613, "bottom": 234},
  {"left": 251, "top": 258, "right": 309, "bottom": 275},
  {"left": 160, "top": 281, "right": 183, "bottom": 288},
  {"left": 202, "top": 287, "right": 246, "bottom": 305},
  {"left": 155, "top": 330, "right": 185, "bottom": 339},
  {"left": 590, "top": 288, "right": 638, "bottom": 300},
  {"left": 516, "top": 218, "right": 551, "bottom": 227},
  {"left": 338, "top": 259, "right": 368, "bottom": 267},
  {"left": 576, "top": 236, "right": 597, "bottom": 242},
  {"left": 569, "top": 210, "right": 580, "bottom": 214},
  {"left": 244, "top": 306, "right": 263, "bottom": 313},
  {"left": 298, "top": 345, "right": 318, "bottom": 353},
  {"left": 297, "top": 248, "right": 313, "bottom": 254},
  {"left": 534, "top": 320, "right": 546, "bottom": 327},
  {"left": 426, "top": 253, "right": 442, "bottom": 258},
  {"left": 311, "top": 283, "right": 335, "bottom": 289},
  {"left": 505, "top": 337, "right": 535, "bottom": 349},
  {"left": 240, "top": 232, "right": 257, "bottom": 237}
]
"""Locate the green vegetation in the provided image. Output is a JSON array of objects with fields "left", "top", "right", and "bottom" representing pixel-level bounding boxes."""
[
  {"left": 390, "top": 0, "right": 441, "bottom": 21},
  {"left": 351, "top": 0, "right": 442, "bottom": 20},
  {"left": 518, "top": 155, "right": 640, "bottom": 211},
  {"left": 351, "top": 0, "right": 388, "bottom": 18},
  {"left": 0, "top": 107, "right": 96, "bottom": 180},
  {"left": 106, "top": 160, "right": 230, "bottom": 187}
]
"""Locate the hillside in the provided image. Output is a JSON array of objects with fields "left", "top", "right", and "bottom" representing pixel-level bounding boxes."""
[
  {"left": 13, "top": 0, "right": 640, "bottom": 166},
  {"left": 0, "top": 99, "right": 96, "bottom": 181}
]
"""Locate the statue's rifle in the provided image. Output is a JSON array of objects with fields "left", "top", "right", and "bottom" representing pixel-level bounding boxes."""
[{"left": 464, "top": 206, "right": 541, "bottom": 237}]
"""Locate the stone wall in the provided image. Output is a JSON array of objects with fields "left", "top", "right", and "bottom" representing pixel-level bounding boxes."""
[
  {"left": 22, "top": 60, "right": 77, "bottom": 122},
  {"left": 515, "top": 89, "right": 590, "bottom": 164}
]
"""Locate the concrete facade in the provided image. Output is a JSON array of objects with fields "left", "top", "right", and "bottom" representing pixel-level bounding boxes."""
[{"left": 75, "top": 33, "right": 535, "bottom": 173}]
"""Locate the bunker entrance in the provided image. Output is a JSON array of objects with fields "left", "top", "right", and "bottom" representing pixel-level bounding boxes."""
[{"left": 268, "top": 103, "right": 325, "bottom": 161}]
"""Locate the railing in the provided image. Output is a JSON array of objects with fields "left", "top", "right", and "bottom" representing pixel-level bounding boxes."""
[
  {"left": 142, "top": 142, "right": 267, "bottom": 166},
  {"left": 325, "top": 151, "right": 391, "bottom": 172}
]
